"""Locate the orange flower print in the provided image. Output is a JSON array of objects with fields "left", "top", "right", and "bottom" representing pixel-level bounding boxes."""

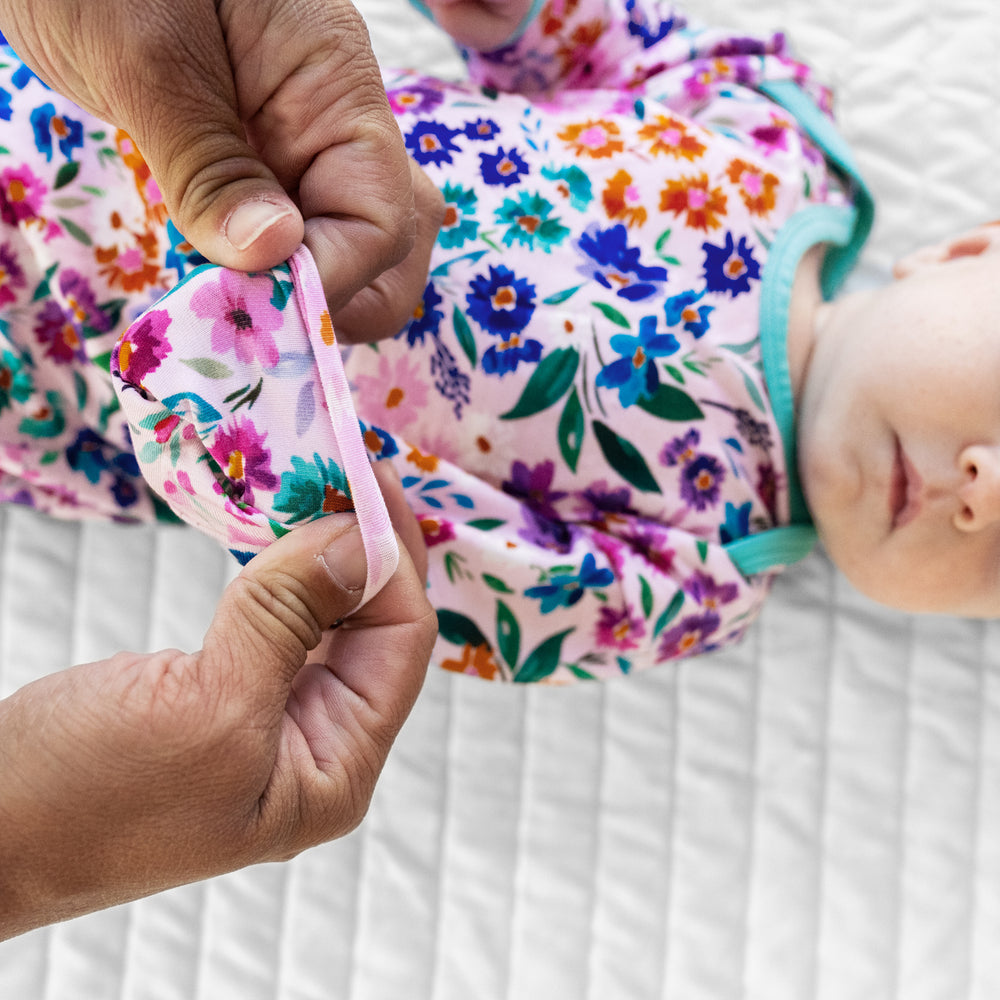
[
  {"left": 558, "top": 119, "right": 624, "bottom": 159},
  {"left": 115, "top": 130, "right": 168, "bottom": 227},
  {"left": 659, "top": 174, "right": 727, "bottom": 231},
  {"left": 442, "top": 642, "right": 501, "bottom": 681},
  {"left": 637, "top": 114, "right": 707, "bottom": 161},
  {"left": 94, "top": 214, "right": 163, "bottom": 293},
  {"left": 602, "top": 169, "right": 647, "bottom": 228},
  {"left": 726, "top": 159, "right": 779, "bottom": 216}
]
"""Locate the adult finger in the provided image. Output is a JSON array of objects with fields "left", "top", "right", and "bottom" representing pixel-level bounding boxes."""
[{"left": 105, "top": 2, "right": 305, "bottom": 270}]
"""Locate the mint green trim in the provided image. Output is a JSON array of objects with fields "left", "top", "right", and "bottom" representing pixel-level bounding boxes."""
[
  {"left": 759, "top": 80, "right": 875, "bottom": 296},
  {"left": 724, "top": 525, "right": 818, "bottom": 576},
  {"left": 722, "top": 81, "right": 873, "bottom": 578},
  {"left": 406, "top": 0, "right": 547, "bottom": 48},
  {"left": 759, "top": 202, "right": 858, "bottom": 525}
]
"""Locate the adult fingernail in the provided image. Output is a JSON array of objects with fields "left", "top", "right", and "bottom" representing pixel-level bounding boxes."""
[
  {"left": 225, "top": 199, "right": 294, "bottom": 251},
  {"left": 320, "top": 523, "right": 368, "bottom": 595}
]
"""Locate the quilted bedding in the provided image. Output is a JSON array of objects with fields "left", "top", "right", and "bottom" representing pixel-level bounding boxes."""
[{"left": 2, "top": 0, "right": 1000, "bottom": 997}]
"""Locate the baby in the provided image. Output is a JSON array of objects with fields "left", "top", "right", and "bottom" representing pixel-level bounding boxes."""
[{"left": 1, "top": 0, "right": 997, "bottom": 682}]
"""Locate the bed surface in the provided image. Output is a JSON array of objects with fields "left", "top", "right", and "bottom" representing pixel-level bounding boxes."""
[{"left": 3, "top": 1, "right": 1000, "bottom": 997}]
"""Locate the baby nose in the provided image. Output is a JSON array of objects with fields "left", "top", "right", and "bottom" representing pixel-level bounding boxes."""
[{"left": 954, "top": 445, "right": 1000, "bottom": 532}]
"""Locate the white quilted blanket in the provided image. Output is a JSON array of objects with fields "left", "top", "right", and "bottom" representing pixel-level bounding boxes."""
[{"left": 2, "top": 0, "right": 1000, "bottom": 997}]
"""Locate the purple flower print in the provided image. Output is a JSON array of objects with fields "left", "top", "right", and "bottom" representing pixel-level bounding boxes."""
[
  {"left": 34, "top": 299, "right": 87, "bottom": 364},
  {"left": 518, "top": 506, "right": 577, "bottom": 553},
  {"left": 209, "top": 415, "right": 278, "bottom": 507},
  {"left": 680, "top": 454, "right": 725, "bottom": 510},
  {"left": 191, "top": 268, "right": 282, "bottom": 369},
  {"left": 0, "top": 242, "right": 25, "bottom": 307},
  {"left": 657, "top": 610, "right": 721, "bottom": 660},
  {"left": 115, "top": 308, "right": 172, "bottom": 385},
  {"left": 596, "top": 604, "right": 646, "bottom": 651},
  {"left": 684, "top": 570, "right": 739, "bottom": 610},
  {"left": 60, "top": 269, "right": 113, "bottom": 335},
  {"left": 661, "top": 428, "right": 700, "bottom": 467},
  {"left": 503, "top": 460, "right": 567, "bottom": 522},
  {"left": 386, "top": 82, "right": 444, "bottom": 116}
]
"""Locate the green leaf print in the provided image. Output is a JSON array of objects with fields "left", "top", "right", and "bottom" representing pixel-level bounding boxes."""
[
  {"left": 58, "top": 216, "right": 92, "bottom": 246},
  {"left": 591, "top": 301, "right": 631, "bottom": 329},
  {"left": 592, "top": 420, "right": 661, "bottom": 493},
  {"left": 514, "top": 628, "right": 575, "bottom": 684},
  {"left": 181, "top": 357, "right": 234, "bottom": 380},
  {"left": 483, "top": 574, "right": 515, "bottom": 594},
  {"left": 558, "top": 387, "right": 584, "bottom": 472},
  {"left": 543, "top": 284, "right": 584, "bottom": 305},
  {"left": 468, "top": 518, "right": 506, "bottom": 531},
  {"left": 500, "top": 346, "right": 579, "bottom": 420},
  {"left": 497, "top": 600, "right": 521, "bottom": 671},
  {"left": 636, "top": 383, "right": 705, "bottom": 422},
  {"left": 54, "top": 161, "right": 80, "bottom": 190},
  {"left": 437, "top": 609, "right": 490, "bottom": 649},
  {"left": 653, "top": 590, "right": 685, "bottom": 638},
  {"left": 453, "top": 305, "right": 477, "bottom": 367},
  {"left": 640, "top": 576, "right": 654, "bottom": 619}
]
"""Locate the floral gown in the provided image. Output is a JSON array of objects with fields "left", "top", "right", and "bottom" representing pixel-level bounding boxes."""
[{"left": 0, "top": 0, "right": 870, "bottom": 681}]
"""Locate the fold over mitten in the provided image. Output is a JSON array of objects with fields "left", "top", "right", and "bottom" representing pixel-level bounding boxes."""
[{"left": 111, "top": 246, "right": 398, "bottom": 608}]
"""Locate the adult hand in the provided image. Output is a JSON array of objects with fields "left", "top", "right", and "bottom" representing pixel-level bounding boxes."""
[
  {"left": 0, "top": 465, "right": 437, "bottom": 940},
  {"left": 0, "top": 0, "right": 421, "bottom": 312}
]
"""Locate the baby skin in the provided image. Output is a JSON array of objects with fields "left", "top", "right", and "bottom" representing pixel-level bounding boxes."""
[{"left": 423, "top": 0, "right": 1000, "bottom": 620}]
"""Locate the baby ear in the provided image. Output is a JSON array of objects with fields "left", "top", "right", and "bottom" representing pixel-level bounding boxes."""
[{"left": 893, "top": 221, "right": 1000, "bottom": 279}]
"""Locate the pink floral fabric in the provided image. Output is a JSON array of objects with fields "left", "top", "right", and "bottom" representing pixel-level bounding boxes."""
[
  {"left": 0, "top": 0, "right": 869, "bottom": 680},
  {"left": 112, "top": 246, "right": 399, "bottom": 605}
]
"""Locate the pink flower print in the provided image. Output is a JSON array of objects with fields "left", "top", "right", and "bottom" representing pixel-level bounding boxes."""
[
  {"left": 209, "top": 415, "right": 278, "bottom": 507},
  {"left": 116, "top": 309, "right": 172, "bottom": 386},
  {"left": 353, "top": 353, "right": 429, "bottom": 431},
  {"left": 191, "top": 268, "right": 282, "bottom": 369},
  {"left": 596, "top": 604, "right": 645, "bottom": 651},
  {"left": 0, "top": 243, "right": 25, "bottom": 307},
  {"left": 0, "top": 165, "right": 46, "bottom": 225}
]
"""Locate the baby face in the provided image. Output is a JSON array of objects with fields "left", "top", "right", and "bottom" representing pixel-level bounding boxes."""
[{"left": 796, "top": 251, "right": 1000, "bottom": 617}]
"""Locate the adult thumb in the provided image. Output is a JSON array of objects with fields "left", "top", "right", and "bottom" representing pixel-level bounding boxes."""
[
  {"left": 203, "top": 516, "right": 371, "bottom": 701},
  {"left": 112, "top": 16, "right": 305, "bottom": 270}
]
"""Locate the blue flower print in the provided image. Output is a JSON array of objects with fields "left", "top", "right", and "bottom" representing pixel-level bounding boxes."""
[
  {"left": 438, "top": 181, "right": 479, "bottom": 249},
  {"left": 360, "top": 423, "right": 400, "bottom": 461},
  {"left": 666, "top": 288, "right": 714, "bottom": 338},
  {"left": 576, "top": 224, "right": 668, "bottom": 301},
  {"left": 595, "top": 315, "right": 680, "bottom": 407},
  {"left": 720, "top": 500, "right": 752, "bottom": 543},
  {"left": 466, "top": 264, "right": 536, "bottom": 337},
  {"left": 625, "top": 0, "right": 679, "bottom": 48},
  {"left": 495, "top": 191, "right": 570, "bottom": 253},
  {"left": 482, "top": 335, "right": 543, "bottom": 376},
  {"left": 464, "top": 117, "right": 500, "bottom": 141},
  {"left": 541, "top": 164, "right": 593, "bottom": 211},
  {"left": 480, "top": 147, "right": 530, "bottom": 187},
  {"left": 30, "top": 103, "right": 84, "bottom": 162},
  {"left": 0, "top": 88, "right": 11, "bottom": 122},
  {"left": 525, "top": 553, "right": 615, "bottom": 614},
  {"left": 405, "top": 281, "right": 444, "bottom": 345},
  {"left": 165, "top": 220, "right": 208, "bottom": 280},
  {"left": 405, "top": 121, "right": 462, "bottom": 166},
  {"left": 66, "top": 429, "right": 139, "bottom": 485},
  {"left": 274, "top": 453, "right": 352, "bottom": 523},
  {"left": 702, "top": 232, "right": 761, "bottom": 298},
  {"left": 0, "top": 347, "right": 32, "bottom": 413}
]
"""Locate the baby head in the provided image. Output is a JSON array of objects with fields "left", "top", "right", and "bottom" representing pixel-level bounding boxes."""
[{"left": 794, "top": 223, "right": 1000, "bottom": 617}]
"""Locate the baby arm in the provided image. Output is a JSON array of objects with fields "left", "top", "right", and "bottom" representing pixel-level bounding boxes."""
[{"left": 421, "top": 0, "right": 696, "bottom": 96}]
